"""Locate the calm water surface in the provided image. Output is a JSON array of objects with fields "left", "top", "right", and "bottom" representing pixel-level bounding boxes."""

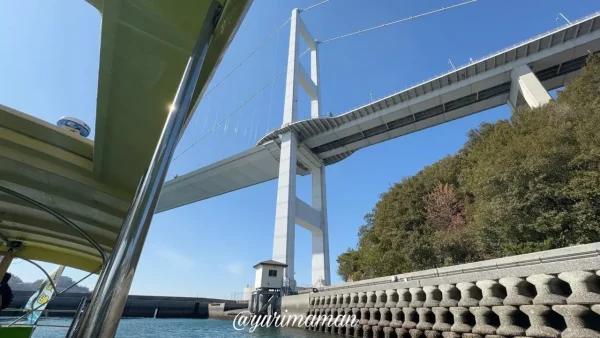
[{"left": 1, "top": 317, "right": 329, "bottom": 338}]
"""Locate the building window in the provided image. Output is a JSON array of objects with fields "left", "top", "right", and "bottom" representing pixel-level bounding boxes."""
[{"left": 268, "top": 270, "right": 277, "bottom": 277}]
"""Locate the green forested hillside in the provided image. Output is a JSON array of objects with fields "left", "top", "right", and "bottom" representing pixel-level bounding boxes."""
[{"left": 337, "top": 55, "right": 600, "bottom": 282}]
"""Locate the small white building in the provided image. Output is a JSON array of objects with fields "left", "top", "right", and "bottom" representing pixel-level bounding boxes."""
[{"left": 253, "top": 260, "right": 287, "bottom": 290}]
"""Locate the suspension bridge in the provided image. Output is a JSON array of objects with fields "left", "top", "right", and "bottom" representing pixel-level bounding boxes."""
[
  {"left": 157, "top": 6, "right": 600, "bottom": 287},
  {"left": 1, "top": 0, "right": 599, "bottom": 289}
]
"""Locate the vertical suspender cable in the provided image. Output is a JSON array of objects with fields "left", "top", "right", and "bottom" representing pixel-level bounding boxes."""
[{"left": 266, "top": 28, "right": 281, "bottom": 134}]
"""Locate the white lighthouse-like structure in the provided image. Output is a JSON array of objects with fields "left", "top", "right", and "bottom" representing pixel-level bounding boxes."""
[{"left": 249, "top": 260, "right": 288, "bottom": 315}]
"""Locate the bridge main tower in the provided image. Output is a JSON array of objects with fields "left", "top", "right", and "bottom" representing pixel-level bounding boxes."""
[{"left": 272, "top": 8, "right": 330, "bottom": 289}]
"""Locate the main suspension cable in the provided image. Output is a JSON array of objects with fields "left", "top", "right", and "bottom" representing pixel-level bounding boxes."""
[
  {"left": 302, "top": 0, "right": 331, "bottom": 12},
  {"left": 319, "top": 0, "right": 478, "bottom": 43}
]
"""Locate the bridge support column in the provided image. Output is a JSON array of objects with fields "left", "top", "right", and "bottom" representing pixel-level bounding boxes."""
[
  {"left": 273, "top": 131, "right": 297, "bottom": 288},
  {"left": 509, "top": 64, "right": 552, "bottom": 111},
  {"left": 311, "top": 165, "right": 330, "bottom": 286},
  {"left": 271, "top": 7, "right": 330, "bottom": 289}
]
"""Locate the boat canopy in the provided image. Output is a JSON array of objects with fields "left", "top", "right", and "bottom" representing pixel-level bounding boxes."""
[{"left": 0, "top": 0, "right": 252, "bottom": 272}]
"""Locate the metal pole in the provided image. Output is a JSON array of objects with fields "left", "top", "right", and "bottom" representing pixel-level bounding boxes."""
[
  {"left": 72, "top": 3, "right": 221, "bottom": 337},
  {"left": 65, "top": 297, "right": 88, "bottom": 338},
  {"left": 557, "top": 13, "right": 572, "bottom": 25},
  {"left": 448, "top": 59, "right": 456, "bottom": 70}
]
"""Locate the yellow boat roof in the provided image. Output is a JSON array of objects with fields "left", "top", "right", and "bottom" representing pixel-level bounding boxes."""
[{"left": 0, "top": 0, "right": 252, "bottom": 271}]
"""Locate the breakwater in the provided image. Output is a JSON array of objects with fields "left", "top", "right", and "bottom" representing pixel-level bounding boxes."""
[
  {"left": 282, "top": 242, "right": 600, "bottom": 337},
  {"left": 2, "top": 291, "right": 247, "bottom": 319}
]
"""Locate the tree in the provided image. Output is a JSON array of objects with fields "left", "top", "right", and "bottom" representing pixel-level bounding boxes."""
[
  {"left": 424, "top": 183, "right": 465, "bottom": 231},
  {"left": 337, "top": 249, "right": 360, "bottom": 282}
]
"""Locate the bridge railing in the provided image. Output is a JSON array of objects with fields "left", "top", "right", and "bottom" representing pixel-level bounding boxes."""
[
  {"left": 336, "top": 11, "right": 600, "bottom": 121},
  {"left": 467, "top": 11, "right": 600, "bottom": 69}
]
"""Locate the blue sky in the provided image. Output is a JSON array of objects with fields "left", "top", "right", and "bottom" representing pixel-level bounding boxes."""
[{"left": 0, "top": 0, "right": 598, "bottom": 299}]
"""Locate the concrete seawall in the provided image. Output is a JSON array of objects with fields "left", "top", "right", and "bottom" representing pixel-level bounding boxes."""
[
  {"left": 2, "top": 291, "right": 240, "bottom": 319},
  {"left": 281, "top": 293, "right": 310, "bottom": 318},
  {"left": 207, "top": 302, "right": 250, "bottom": 319},
  {"left": 282, "top": 242, "right": 600, "bottom": 337}
]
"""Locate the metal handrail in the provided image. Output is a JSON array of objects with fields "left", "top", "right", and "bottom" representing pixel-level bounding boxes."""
[
  {"left": 7, "top": 270, "right": 96, "bottom": 327},
  {"left": 16, "top": 258, "right": 58, "bottom": 298},
  {"left": 0, "top": 186, "right": 107, "bottom": 265},
  {"left": 65, "top": 296, "right": 88, "bottom": 337}
]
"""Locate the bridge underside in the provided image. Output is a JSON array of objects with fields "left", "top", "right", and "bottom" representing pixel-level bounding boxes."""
[{"left": 157, "top": 141, "right": 311, "bottom": 212}]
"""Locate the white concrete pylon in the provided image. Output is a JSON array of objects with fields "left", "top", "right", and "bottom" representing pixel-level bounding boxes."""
[
  {"left": 310, "top": 42, "right": 321, "bottom": 119},
  {"left": 509, "top": 64, "right": 552, "bottom": 110},
  {"left": 311, "top": 165, "right": 330, "bottom": 286},
  {"left": 272, "top": 7, "right": 330, "bottom": 289},
  {"left": 282, "top": 9, "right": 301, "bottom": 124},
  {"left": 272, "top": 132, "right": 297, "bottom": 283}
]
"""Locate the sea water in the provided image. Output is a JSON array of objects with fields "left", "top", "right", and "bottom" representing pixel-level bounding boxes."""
[{"left": 1, "top": 317, "right": 330, "bottom": 337}]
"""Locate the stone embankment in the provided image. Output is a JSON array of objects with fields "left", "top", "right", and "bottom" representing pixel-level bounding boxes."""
[{"left": 282, "top": 242, "right": 600, "bottom": 337}]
